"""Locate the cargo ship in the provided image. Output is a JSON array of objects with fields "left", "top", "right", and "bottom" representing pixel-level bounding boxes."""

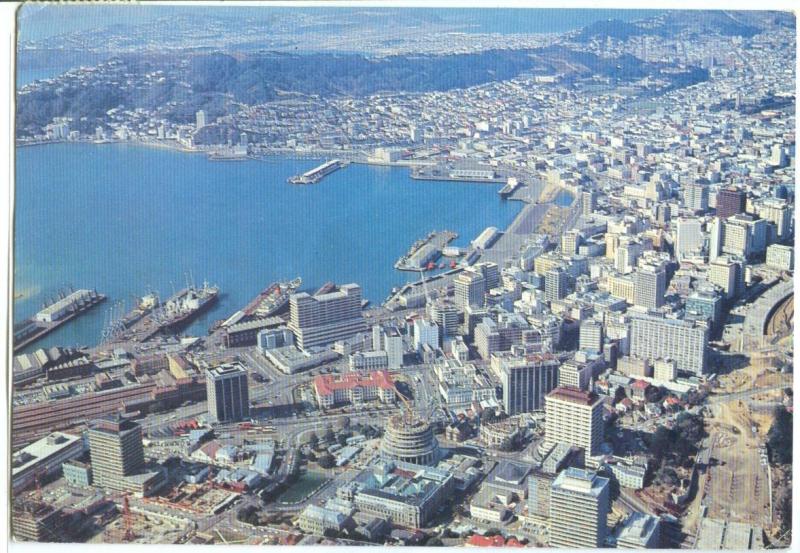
[
  {"left": 242, "top": 277, "right": 302, "bottom": 319},
  {"left": 151, "top": 281, "right": 220, "bottom": 333}
]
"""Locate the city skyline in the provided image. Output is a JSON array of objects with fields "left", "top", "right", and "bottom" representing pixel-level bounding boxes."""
[{"left": 8, "top": 4, "right": 796, "bottom": 550}]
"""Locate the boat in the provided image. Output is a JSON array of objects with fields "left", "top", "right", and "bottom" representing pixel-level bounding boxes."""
[
  {"left": 151, "top": 281, "right": 220, "bottom": 333},
  {"left": 315, "top": 281, "right": 336, "bottom": 296},
  {"left": 243, "top": 277, "right": 302, "bottom": 319}
]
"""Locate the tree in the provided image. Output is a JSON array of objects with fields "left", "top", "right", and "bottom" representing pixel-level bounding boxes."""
[
  {"left": 317, "top": 453, "right": 336, "bottom": 469},
  {"left": 340, "top": 416, "right": 351, "bottom": 429},
  {"left": 645, "top": 385, "right": 665, "bottom": 404},
  {"left": 307, "top": 431, "right": 319, "bottom": 449},
  {"left": 614, "top": 386, "right": 627, "bottom": 405},
  {"left": 767, "top": 407, "right": 793, "bottom": 465},
  {"left": 323, "top": 425, "right": 336, "bottom": 443},
  {"left": 337, "top": 433, "right": 349, "bottom": 447}
]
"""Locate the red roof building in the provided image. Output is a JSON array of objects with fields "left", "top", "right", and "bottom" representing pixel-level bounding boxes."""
[{"left": 313, "top": 370, "right": 396, "bottom": 409}]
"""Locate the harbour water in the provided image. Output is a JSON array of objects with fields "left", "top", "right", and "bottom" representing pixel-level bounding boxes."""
[{"left": 14, "top": 143, "right": 525, "bottom": 352}]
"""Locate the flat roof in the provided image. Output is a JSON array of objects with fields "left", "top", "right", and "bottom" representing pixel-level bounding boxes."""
[{"left": 12, "top": 432, "right": 83, "bottom": 478}]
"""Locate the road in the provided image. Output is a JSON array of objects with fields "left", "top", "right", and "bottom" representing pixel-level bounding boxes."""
[{"left": 707, "top": 384, "right": 786, "bottom": 405}]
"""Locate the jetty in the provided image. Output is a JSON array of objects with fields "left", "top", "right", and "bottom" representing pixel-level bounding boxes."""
[
  {"left": 14, "top": 289, "right": 106, "bottom": 353},
  {"left": 395, "top": 230, "right": 458, "bottom": 272}
]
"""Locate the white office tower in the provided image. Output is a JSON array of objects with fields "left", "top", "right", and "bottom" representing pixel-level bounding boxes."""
[
  {"left": 633, "top": 263, "right": 666, "bottom": 310},
  {"left": 615, "top": 239, "right": 642, "bottom": 274},
  {"left": 708, "top": 255, "right": 742, "bottom": 300},
  {"left": 195, "top": 110, "right": 207, "bottom": 130},
  {"left": 544, "top": 387, "right": 604, "bottom": 456},
  {"left": 766, "top": 244, "right": 794, "bottom": 271},
  {"left": 757, "top": 198, "right": 793, "bottom": 239},
  {"left": 412, "top": 318, "right": 439, "bottom": 351},
  {"left": 549, "top": 468, "right": 610, "bottom": 548},
  {"left": 384, "top": 327, "right": 404, "bottom": 369},
  {"left": 206, "top": 363, "right": 250, "bottom": 423},
  {"left": 561, "top": 229, "right": 583, "bottom": 255},
  {"left": 629, "top": 315, "right": 708, "bottom": 375},
  {"left": 707, "top": 221, "right": 723, "bottom": 266},
  {"left": 288, "top": 284, "right": 366, "bottom": 351},
  {"left": 675, "top": 218, "right": 704, "bottom": 262},
  {"left": 454, "top": 270, "right": 486, "bottom": 308},
  {"left": 579, "top": 319, "right": 604, "bottom": 352},
  {"left": 373, "top": 325, "right": 404, "bottom": 369},
  {"left": 683, "top": 182, "right": 709, "bottom": 213},
  {"left": 427, "top": 299, "right": 460, "bottom": 337},
  {"left": 770, "top": 143, "right": 788, "bottom": 167},
  {"left": 582, "top": 190, "right": 597, "bottom": 216},
  {"left": 545, "top": 267, "right": 571, "bottom": 302}
]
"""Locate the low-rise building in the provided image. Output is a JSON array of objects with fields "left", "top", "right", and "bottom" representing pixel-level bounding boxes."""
[{"left": 313, "top": 370, "right": 395, "bottom": 409}]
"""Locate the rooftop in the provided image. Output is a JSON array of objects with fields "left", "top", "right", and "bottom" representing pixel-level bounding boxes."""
[
  {"left": 546, "top": 386, "right": 599, "bottom": 406},
  {"left": 314, "top": 370, "right": 394, "bottom": 396}
]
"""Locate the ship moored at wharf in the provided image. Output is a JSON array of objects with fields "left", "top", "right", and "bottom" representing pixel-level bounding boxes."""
[{"left": 288, "top": 159, "right": 347, "bottom": 184}]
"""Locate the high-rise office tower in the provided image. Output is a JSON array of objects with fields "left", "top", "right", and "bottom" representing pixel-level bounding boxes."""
[
  {"left": 561, "top": 230, "right": 583, "bottom": 255},
  {"left": 476, "top": 262, "right": 501, "bottom": 290},
  {"left": 549, "top": 468, "right": 611, "bottom": 548},
  {"left": 288, "top": 284, "right": 366, "bottom": 350},
  {"left": 454, "top": 270, "right": 486, "bottom": 308},
  {"left": 373, "top": 325, "right": 404, "bottom": 369},
  {"left": 633, "top": 263, "right": 666, "bottom": 310},
  {"left": 708, "top": 256, "right": 743, "bottom": 300},
  {"left": 716, "top": 187, "right": 746, "bottom": 219},
  {"left": 629, "top": 315, "right": 708, "bottom": 375},
  {"left": 206, "top": 363, "right": 250, "bottom": 423},
  {"left": 88, "top": 416, "right": 145, "bottom": 492},
  {"left": 412, "top": 318, "right": 439, "bottom": 351},
  {"left": 545, "top": 268, "right": 571, "bottom": 302},
  {"left": 195, "top": 110, "right": 207, "bottom": 130},
  {"left": 582, "top": 190, "right": 597, "bottom": 216},
  {"left": 579, "top": 320, "right": 604, "bottom": 352},
  {"left": 675, "top": 218, "right": 704, "bottom": 262},
  {"left": 683, "top": 182, "right": 709, "bottom": 213},
  {"left": 498, "top": 355, "right": 559, "bottom": 415},
  {"left": 544, "top": 387, "right": 604, "bottom": 456},
  {"left": 708, "top": 217, "right": 723, "bottom": 262},
  {"left": 427, "top": 299, "right": 460, "bottom": 337}
]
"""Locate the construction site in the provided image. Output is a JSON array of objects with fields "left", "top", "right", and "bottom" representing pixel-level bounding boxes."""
[{"left": 97, "top": 496, "right": 193, "bottom": 544}]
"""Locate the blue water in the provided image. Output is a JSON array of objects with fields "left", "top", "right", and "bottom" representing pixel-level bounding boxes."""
[{"left": 14, "top": 143, "right": 521, "bottom": 351}]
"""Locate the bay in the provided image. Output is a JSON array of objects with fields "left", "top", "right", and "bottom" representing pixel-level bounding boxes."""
[{"left": 14, "top": 143, "right": 521, "bottom": 352}]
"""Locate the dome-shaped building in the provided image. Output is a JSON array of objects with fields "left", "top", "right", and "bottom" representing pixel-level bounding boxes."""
[{"left": 380, "top": 412, "right": 440, "bottom": 466}]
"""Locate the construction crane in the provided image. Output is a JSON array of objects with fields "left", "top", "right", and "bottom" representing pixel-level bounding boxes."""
[
  {"left": 122, "top": 494, "right": 135, "bottom": 542},
  {"left": 394, "top": 384, "right": 414, "bottom": 415}
]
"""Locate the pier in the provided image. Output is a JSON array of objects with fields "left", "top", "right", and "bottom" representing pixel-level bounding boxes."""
[
  {"left": 13, "top": 289, "right": 106, "bottom": 353},
  {"left": 288, "top": 159, "right": 347, "bottom": 184},
  {"left": 395, "top": 230, "right": 458, "bottom": 272},
  {"left": 498, "top": 177, "right": 523, "bottom": 198}
]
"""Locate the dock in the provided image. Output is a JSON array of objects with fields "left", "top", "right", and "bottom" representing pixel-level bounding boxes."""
[
  {"left": 395, "top": 230, "right": 458, "bottom": 272},
  {"left": 498, "top": 177, "right": 523, "bottom": 198},
  {"left": 288, "top": 159, "right": 347, "bottom": 184},
  {"left": 13, "top": 289, "right": 106, "bottom": 353},
  {"left": 410, "top": 164, "right": 506, "bottom": 183}
]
